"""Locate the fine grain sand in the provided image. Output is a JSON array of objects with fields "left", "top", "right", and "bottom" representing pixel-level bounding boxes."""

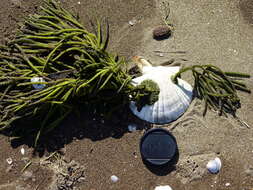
[{"left": 0, "top": 0, "right": 253, "bottom": 189}]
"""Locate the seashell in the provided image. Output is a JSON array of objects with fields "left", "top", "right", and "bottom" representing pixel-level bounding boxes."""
[
  {"left": 30, "top": 77, "right": 46, "bottom": 90},
  {"left": 110, "top": 175, "right": 119, "bottom": 183},
  {"left": 129, "top": 56, "right": 193, "bottom": 124},
  {"left": 154, "top": 185, "right": 173, "bottom": 190},
  {"left": 6, "top": 158, "right": 13, "bottom": 165},
  {"left": 206, "top": 157, "right": 222, "bottom": 174},
  {"left": 21, "top": 147, "right": 25, "bottom": 155},
  {"left": 129, "top": 19, "right": 137, "bottom": 26}
]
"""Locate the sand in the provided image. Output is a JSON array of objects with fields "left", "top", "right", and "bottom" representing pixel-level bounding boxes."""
[{"left": 0, "top": 0, "right": 253, "bottom": 189}]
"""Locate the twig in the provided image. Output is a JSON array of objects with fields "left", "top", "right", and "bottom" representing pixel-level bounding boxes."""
[
  {"left": 236, "top": 116, "right": 251, "bottom": 128},
  {"left": 21, "top": 160, "right": 32, "bottom": 173}
]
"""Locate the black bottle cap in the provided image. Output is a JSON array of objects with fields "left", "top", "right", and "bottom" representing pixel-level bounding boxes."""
[{"left": 140, "top": 128, "right": 177, "bottom": 166}]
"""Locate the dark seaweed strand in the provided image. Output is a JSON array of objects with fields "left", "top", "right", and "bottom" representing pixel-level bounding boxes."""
[{"left": 172, "top": 64, "right": 251, "bottom": 116}]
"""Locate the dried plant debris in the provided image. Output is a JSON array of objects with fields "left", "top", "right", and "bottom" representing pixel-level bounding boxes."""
[
  {"left": 41, "top": 152, "right": 85, "bottom": 190},
  {"left": 172, "top": 64, "right": 251, "bottom": 116},
  {"left": 0, "top": 0, "right": 159, "bottom": 145}
]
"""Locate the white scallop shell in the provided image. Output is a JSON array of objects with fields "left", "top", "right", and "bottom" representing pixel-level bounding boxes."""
[
  {"left": 30, "top": 77, "right": 46, "bottom": 90},
  {"left": 129, "top": 59, "right": 193, "bottom": 124},
  {"left": 206, "top": 157, "right": 222, "bottom": 174}
]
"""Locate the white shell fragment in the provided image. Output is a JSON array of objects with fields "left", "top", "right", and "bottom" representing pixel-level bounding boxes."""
[
  {"left": 154, "top": 185, "right": 173, "bottom": 190},
  {"left": 128, "top": 19, "right": 137, "bottom": 26},
  {"left": 110, "top": 175, "right": 119, "bottom": 183},
  {"left": 130, "top": 57, "right": 193, "bottom": 124},
  {"left": 128, "top": 124, "right": 137, "bottom": 132},
  {"left": 6, "top": 158, "right": 13, "bottom": 165},
  {"left": 206, "top": 157, "right": 222, "bottom": 174},
  {"left": 21, "top": 147, "right": 25, "bottom": 155},
  {"left": 31, "top": 77, "right": 46, "bottom": 90}
]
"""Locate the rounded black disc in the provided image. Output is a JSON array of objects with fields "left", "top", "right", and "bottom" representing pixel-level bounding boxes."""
[{"left": 140, "top": 128, "right": 177, "bottom": 166}]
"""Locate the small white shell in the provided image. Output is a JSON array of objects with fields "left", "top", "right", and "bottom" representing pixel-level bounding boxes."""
[
  {"left": 206, "top": 157, "right": 222, "bottom": 174},
  {"left": 110, "top": 175, "right": 119, "bottom": 183},
  {"left": 21, "top": 147, "right": 25, "bottom": 155},
  {"left": 128, "top": 19, "right": 137, "bottom": 26},
  {"left": 6, "top": 158, "right": 13, "bottom": 165},
  {"left": 129, "top": 59, "right": 193, "bottom": 124},
  {"left": 30, "top": 77, "right": 46, "bottom": 90},
  {"left": 154, "top": 185, "right": 173, "bottom": 190}
]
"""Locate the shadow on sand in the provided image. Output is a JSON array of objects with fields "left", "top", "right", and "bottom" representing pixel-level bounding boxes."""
[
  {"left": 142, "top": 148, "right": 179, "bottom": 176},
  {"left": 4, "top": 106, "right": 151, "bottom": 157},
  {"left": 2, "top": 105, "right": 179, "bottom": 176}
]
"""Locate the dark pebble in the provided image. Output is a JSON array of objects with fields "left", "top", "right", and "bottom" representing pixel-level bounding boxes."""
[{"left": 153, "top": 26, "right": 172, "bottom": 40}]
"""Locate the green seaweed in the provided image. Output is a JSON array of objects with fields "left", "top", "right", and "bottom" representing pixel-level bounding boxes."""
[
  {"left": 0, "top": 0, "right": 159, "bottom": 146},
  {"left": 172, "top": 64, "right": 251, "bottom": 116}
]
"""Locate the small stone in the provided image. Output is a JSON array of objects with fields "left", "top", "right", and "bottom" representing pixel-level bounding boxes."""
[
  {"left": 154, "top": 185, "right": 172, "bottom": 190},
  {"left": 6, "top": 158, "right": 13, "bottom": 165},
  {"left": 21, "top": 148, "right": 25, "bottom": 155},
  {"left": 153, "top": 26, "right": 172, "bottom": 40},
  {"left": 110, "top": 175, "right": 119, "bottom": 183},
  {"left": 77, "top": 1, "right": 81, "bottom": 4},
  {"left": 225, "top": 182, "right": 231, "bottom": 187},
  {"left": 128, "top": 124, "right": 137, "bottom": 132}
]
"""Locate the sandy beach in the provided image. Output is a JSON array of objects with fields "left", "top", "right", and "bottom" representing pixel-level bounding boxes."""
[{"left": 0, "top": 0, "right": 253, "bottom": 189}]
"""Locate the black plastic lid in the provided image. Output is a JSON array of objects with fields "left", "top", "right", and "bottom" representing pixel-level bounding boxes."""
[{"left": 140, "top": 128, "right": 177, "bottom": 166}]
